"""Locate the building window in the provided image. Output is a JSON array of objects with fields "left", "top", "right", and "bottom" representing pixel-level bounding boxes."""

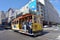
[{"left": 41, "top": 14, "right": 43, "bottom": 16}]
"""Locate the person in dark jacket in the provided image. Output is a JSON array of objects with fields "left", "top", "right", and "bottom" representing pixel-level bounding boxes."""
[{"left": 26, "top": 20, "right": 32, "bottom": 34}]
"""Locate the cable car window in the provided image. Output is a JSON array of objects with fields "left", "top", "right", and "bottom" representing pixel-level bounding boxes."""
[
  {"left": 27, "top": 16, "right": 32, "bottom": 20},
  {"left": 29, "top": 16, "right": 32, "bottom": 19},
  {"left": 22, "top": 19, "right": 24, "bottom": 22},
  {"left": 25, "top": 17, "right": 27, "bottom": 21},
  {"left": 34, "top": 16, "right": 37, "bottom": 23},
  {"left": 17, "top": 21, "right": 18, "bottom": 24},
  {"left": 14, "top": 22, "right": 15, "bottom": 24},
  {"left": 15, "top": 21, "right": 16, "bottom": 24},
  {"left": 12, "top": 22, "right": 14, "bottom": 24},
  {"left": 19, "top": 19, "right": 21, "bottom": 24}
]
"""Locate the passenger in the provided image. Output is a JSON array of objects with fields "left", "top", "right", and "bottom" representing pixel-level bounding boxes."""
[
  {"left": 22, "top": 23, "right": 24, "bottom": 29},
  {"left": 14, "top": 24, "right": 16, "bottom": 28},
  {"left": 24, "top": 22, "right": 27, "bottom": 32},
  {"left": 26, "top": 20, "right": 29, "bottom": 30},
  {"left": 28, "top": 20, "right": 32, "bottom": 34},
  {"left": 22, "top": 22, "right": 27, "bottom": 32},
  {"left": 26, "top": 20, "right": 32, "bottom": 34}
]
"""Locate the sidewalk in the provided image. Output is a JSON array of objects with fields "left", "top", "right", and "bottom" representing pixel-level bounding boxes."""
[{"left": 43, "top": 27, "right": 60, "bottom": 31}]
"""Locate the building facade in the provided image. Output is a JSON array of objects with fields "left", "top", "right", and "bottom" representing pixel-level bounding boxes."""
[
  {"left": 0, "top": 11, "right": 6, "bottom": 24},
  {"left": 7, "top": 8, "right": 14, "bottom": 23},
  {"left": 4, "top": 0, "right": 60, "bottom": 25},
  {"left": 5, "top": 8, "right": 15, "bottom": 25},
  {"left": 18, "top": 0, "right": 60, "bottom": 25},
  {"left": 44, "top": 0, "right": 60, "bottom": 25}
]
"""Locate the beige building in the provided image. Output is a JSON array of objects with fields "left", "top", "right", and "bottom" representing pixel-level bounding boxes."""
[{"left": 6, "top": 8, "right": 14, "bottom": 23}]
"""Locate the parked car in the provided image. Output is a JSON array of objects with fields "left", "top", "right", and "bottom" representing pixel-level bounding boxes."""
[
  {"left": 43, "top": 25, "right": 48, "bottom": 28},
  {"left": 4, "top": 25, "right": 11, "bottom": 29}
]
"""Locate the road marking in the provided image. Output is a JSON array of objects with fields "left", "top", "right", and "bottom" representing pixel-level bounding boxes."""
[
  {"left": 9, "top": 30, "right": 12, "bottom": 31},
  {"left": 0, "top": 31, "right": 5, "bottom": 34},
  {"left": 56, "top": 35, "right": 60, "bottom": 40}
]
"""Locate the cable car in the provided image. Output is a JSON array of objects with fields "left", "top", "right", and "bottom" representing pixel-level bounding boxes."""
[{"left": 11, "top": 14, "right": 43, "bottom": 36}]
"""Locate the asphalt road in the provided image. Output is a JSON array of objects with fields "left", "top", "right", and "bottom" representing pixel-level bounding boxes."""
[{"left": 0, "top": 28, "right": 60, "bottom": 40}]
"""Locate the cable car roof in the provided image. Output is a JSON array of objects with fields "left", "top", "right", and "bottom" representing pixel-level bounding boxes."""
[{"left": 12, "top": 14, "right": 33, "bottom": 22}]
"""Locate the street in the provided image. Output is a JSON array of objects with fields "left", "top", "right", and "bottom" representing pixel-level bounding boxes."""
[
  {"left": 0, "top": 0, "right": 59, "bottom": 40},
  {"left": 0, "top": 27, "right": 60, "bottom": 40}
]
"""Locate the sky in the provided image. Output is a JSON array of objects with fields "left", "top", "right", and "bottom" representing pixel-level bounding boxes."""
[
  {"left": 0, "top": 0, "right": 30, "bottom": 11},
  {"left": 0, "top": 0, "right": 60, "bottom": 15},
  {"left": 50, "top": 0, "right": 60, "bottom": 16}
]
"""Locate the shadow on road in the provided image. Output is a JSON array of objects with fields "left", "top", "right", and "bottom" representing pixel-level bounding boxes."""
[
  {"left": 32, "top": 31, "right": 49, "bottom": 37},
  {"left": 13, "top": 30, "right": 49, "bottom": 37}
]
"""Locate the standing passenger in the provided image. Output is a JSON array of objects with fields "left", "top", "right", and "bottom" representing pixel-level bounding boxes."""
[
  {"left": 26, "top": 20, "right": 29, "bottom": 30},
  {"left": 22, "top": 22, "right": 27, "bottom": 32},
  {"left": 24, "top": 22, "right": 27, "bottom": 32},
  {"left": 29, "top": 20, "right": 32, "bottom": 34}
]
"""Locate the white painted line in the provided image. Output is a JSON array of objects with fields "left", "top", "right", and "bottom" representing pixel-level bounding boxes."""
[
  {"left": 0, "top": 31, "right": 5, "bottom": 34},
  {"left": 8, "top": 30, "right": 12, "bottom": 31},
  {"left": 56, "top": 35, "right": 60, "bottom": 40}
]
